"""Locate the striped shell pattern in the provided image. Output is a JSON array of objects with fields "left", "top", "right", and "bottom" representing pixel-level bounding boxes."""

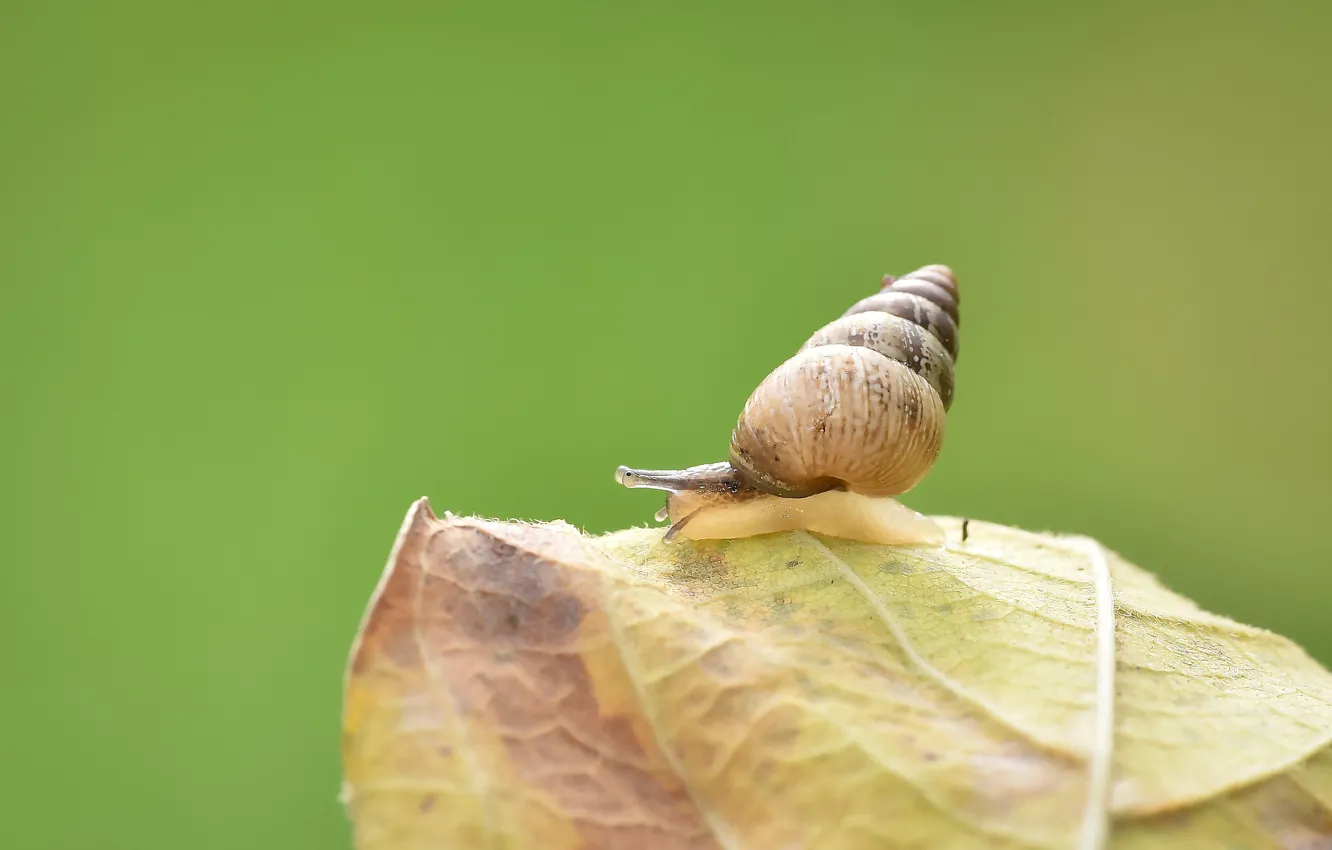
[{"left": 726, "top": 265, "right": 960, "bottom": 499}]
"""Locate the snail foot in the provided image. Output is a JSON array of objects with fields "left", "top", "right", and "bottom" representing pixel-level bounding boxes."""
[{"left": 665, "top": 489, "right": 944, "bottom": 547}]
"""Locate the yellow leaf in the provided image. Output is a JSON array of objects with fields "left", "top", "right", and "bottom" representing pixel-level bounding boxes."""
[{"left": 341, "top": 499, "right": 1332, "bottom": 849}]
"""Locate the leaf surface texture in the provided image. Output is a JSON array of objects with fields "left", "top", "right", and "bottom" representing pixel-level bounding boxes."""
[{"left": 342, "top": 500, "right": 1332, "bottom": 849}]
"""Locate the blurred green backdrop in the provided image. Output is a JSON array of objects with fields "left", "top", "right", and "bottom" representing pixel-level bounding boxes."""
[{"left": 3, "top": 1, "right": 1330, "bottom": 848}]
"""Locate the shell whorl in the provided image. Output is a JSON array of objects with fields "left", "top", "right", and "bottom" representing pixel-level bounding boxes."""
[
  {"left": 846, "top": 264, "right": 960, "bottom": 360},
  {"left": 727, "top": 265, "right": 959, "bottom": 499}
]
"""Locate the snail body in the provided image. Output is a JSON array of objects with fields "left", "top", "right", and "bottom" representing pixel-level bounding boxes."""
[{"left": 617, "top": 264, "right": 959, "bottom": 545}]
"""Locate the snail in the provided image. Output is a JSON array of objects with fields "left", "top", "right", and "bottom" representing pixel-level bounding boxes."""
[{"left": 615, "top": 264, "right": 959, "bottom": 546}]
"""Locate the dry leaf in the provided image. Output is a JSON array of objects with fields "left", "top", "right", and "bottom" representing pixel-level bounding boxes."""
[{"left": 341, "top": 499, "right": 1332, "bottom": 850}]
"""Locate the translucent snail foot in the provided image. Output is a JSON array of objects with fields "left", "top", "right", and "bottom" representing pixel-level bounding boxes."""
[
  {"left": 669, "top": 489, "right": 945, "bottom": 547},
  {"left": 615, "top": 463, "right": 944, "bottom": 546}
]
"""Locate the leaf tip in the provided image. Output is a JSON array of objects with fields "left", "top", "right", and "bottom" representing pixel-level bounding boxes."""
[{"left": 407, "top": 496, "right": 437, "bottom": 522}]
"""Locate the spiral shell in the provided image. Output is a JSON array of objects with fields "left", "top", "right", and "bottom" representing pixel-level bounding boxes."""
[{"left": 727, "top": 265, "right": 959, "bottom": 499}]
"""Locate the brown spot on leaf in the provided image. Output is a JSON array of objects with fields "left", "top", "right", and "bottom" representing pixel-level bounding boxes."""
[{"left": 344, "top": 501, "right": 718, "bottom": 849}]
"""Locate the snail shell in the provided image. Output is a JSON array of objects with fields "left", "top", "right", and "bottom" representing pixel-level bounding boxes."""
[
  {"left": 729, "top": 264, "right": 957, "bottom": 499},
  {"left": 616, "top": 264, "right": 959, "bottom": 544}
]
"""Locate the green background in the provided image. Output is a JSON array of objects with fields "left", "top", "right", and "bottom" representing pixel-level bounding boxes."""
[{"left": 4, "top": 2, "right": 1330, "bottom": 848}]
